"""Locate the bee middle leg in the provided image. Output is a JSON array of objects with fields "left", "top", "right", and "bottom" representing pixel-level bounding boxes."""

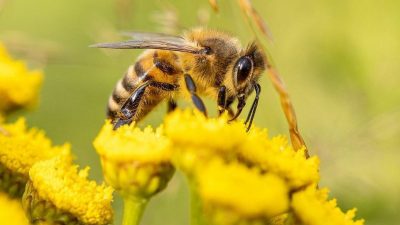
[
  {"left": 217, "top": 86, "right": 227, "bottom": 115},
  {"left": 167, "top": 99, "right": 177, "bottom": 113},
  {"left": 184, "top": 74, "right": 207, "bottom": 116}
]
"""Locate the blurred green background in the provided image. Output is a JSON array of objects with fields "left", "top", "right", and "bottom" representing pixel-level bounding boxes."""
[{"left": 1, "top": 0, "right": 399, "bottom": 224}]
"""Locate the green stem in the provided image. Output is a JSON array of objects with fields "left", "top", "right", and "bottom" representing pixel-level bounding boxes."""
[
  {"left": 122, "top": 197, "right": 148, "bottom": 225},
  {"left": 189, "top": 180, "right": 206, "bottom": 225}
]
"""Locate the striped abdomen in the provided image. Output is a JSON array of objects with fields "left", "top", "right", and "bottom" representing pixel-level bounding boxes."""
[{"left": 106, "top": 50, "right": 182, "bottom": 122}]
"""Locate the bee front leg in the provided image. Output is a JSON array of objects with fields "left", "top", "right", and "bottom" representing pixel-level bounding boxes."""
[
  {"left": 217, "top": 86, "right": 227, "bottom": 116},
  {"left": 217, "top": 87, "right": 235, "bottom": 117},
  {"left": 114, "top": 82, "right": 150, "bottom": 130},
  {"left": 184, "top": 74, "right": 207, "bottom": 116},
  {"left": 226, "top": 97, "right": 235, "bottom": 117}
]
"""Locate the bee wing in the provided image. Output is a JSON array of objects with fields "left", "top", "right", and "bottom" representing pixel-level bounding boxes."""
[
  {"left": 90, "top": 32, "right": 202, "bottom": 54},
  {"left": 120, "top": 31, "right": 180, "bottom": 39}
]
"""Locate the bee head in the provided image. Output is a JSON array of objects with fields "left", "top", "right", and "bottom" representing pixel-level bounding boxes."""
[{"left": 233, "top": 42, "right": 265, "bottom": 97}]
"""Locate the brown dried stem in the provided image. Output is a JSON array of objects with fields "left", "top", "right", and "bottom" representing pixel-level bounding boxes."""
[
  {"left": 208, "top": 0, "right": 219, "bottom": 12},
  {"left": 238, "top": 0, "right": 274, "bottom": 42},
  {"left": 265, "top": 63, "right": 309, "bottom": 157}
]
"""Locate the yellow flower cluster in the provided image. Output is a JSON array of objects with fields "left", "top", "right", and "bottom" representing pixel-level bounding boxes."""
[
  {"left": 0, "top": 118, "right": 70, "bottom": 197},
  {"left": 164, "top": 110, "right": 362, "bottom": 225},
  {"left": 165, "top": 110, "right": 319, "bottom": 190},
  {"left": 292, "top": 186, "right": 364, "bottom": 225},
  {"left": 94, "top": 121, "right": 174, "bottom": 198},
  {"left": 26, "top": 156, "right": 114, "bottom": 225},
  {"left": 0, "top": 192, "right": 29, "bottom": 225},
  {"left": 93, "top": 109, "right": 364, "bottom": 225},
  {"left": 0, "top": 118, "right": 70, "bottom": 176},
  {"left": 0, "top": 43, "right": 43, "bottom": 114}
]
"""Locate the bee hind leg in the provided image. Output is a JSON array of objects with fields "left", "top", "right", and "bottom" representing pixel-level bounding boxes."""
[
  {"left": 184, "top": 74, "right": 207, "bottom": 116},
  {"left": 113, "top": 82, "right": 150, "bottom": 130},
  {"left": 114, "top": 81, "right": 179, "bottom": 130}
]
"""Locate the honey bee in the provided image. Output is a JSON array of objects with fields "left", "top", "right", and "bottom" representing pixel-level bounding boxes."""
[{"left": 91, "top": 28, "right": 265, "bottom": 130}]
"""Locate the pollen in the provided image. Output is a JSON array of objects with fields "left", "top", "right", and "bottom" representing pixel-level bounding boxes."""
[
  {"left": 27, "top": 156, "right": 114, "bottom": 225},
  {"left": 292, "top": 186, "right": 364, "bottom": 225},
  {"left": 0, "top": 43, "right": 43, "bottom": 114}
]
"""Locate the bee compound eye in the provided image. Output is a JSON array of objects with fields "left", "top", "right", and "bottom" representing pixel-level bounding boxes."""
[{"left": 235, "top": 56, "right": 253, "bottom": 84}]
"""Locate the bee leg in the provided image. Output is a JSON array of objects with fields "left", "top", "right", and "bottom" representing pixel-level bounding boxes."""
[
  {"left": 217, "top": 86, "right": 227, "bottom": 116},
  {"left": 114, "top": 82, "right": 150, "bottom": 130},
  {"left": 184, "top": 74, "right": 207, "bottom": 116},
  {"left": 167, "top": 99, "right": 178, "bottom": 112},
  {"left": 244, "top": 83, "right": 261, "bottom": 132},
  {"left": 219, "top": 95, "right": 236, "bottom": 117},
  {"left": 228, "top": 96, "right": 246, "bottom": 122},
  {"left": 225, "top": 97, "right": 235, "bottom": 117}
]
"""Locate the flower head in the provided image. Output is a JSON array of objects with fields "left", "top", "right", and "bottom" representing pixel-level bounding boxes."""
[
  {"left": 164, "top": 110, "right": 247, "bottom": 173},
  {"left": 23, "top": 156, "right": 113, "bottom": 225},
  {"left": 291, "top": 186, "right": 364, "bottom": 225},
  {"left": 165, "top": 110, "right": 246, "bottom": 152},
  {"left": 0, "top": 118, "right": 70, "bottom": 197},
  {"left": 0, "top": 43, "right": 43, "bottom": 114},
  {"left": 0, "top": 192, "right": 29, "bottom": 225},
  {"left": 93, "top": 121, "right": 174, "bottom": 199},
  {"left": 238, "top": 135, "right": 320, "bottom": 189},
  {"left": 196, "top": 159, "right": 289, "bottom": 225}
]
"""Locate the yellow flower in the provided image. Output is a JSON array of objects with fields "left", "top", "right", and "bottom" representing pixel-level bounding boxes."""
[
  {"left": 239, "top": 134, "right": 320, "bottom": 189},
  {"left": 164, "top": 110, "right": 247, "bottom": 173},
  {"left": 165, "top": 110, "right": 245, "bottom": 152},
  {"left": 0, "top": 43, "right": 43, "bottom": 114},
  {"left": 0, "top": 118, "right": 70, "bottom": 197},
  {"left": 93, "top": 121, "right": 174, "bottom": 198},
  {"left": 0, "top": 192, "right": 29, "bottom": 225},
  {"left": 196, "top": 159, "right": 289, "bottom": 225},
  {"left": 164, "top": 110, "right": 319, "bottom": 190},
  {"left": 291, "top": 186, "right": 364, "bottom": 225},
  {"left": 24, "top": 156, "right": 113, "bottom": 225}
]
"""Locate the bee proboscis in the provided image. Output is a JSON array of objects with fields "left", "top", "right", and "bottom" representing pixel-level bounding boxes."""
[{"left": 91, "top": 28, "right": 266, "bottom": 130}]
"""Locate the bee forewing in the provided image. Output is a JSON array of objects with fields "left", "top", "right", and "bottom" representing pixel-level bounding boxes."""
[
  {"left": 120, "top": 31, "right": 182, "bottom": 40},
  {"left": 91, "top": 32, "right": 202, "bottom": 54}
]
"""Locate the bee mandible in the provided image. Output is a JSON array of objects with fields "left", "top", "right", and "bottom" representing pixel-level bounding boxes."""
[{"left": 91, "top": 28, "right": 266, "bottom": 130}]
